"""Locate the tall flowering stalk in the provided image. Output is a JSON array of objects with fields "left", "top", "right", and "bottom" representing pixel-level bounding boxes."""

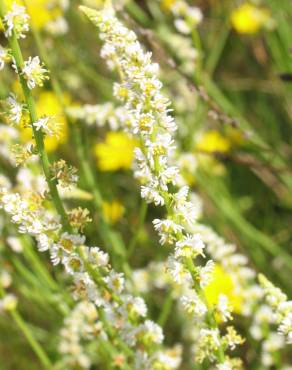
[
  {"left": 0, "top": 1, "right": 70, "bottom": 231},
  {"left": 81, "top": 4, "right": 244, "bottom": 368},
  {"left": 0, "top": 3, "right": 177, "bottom": 368}
]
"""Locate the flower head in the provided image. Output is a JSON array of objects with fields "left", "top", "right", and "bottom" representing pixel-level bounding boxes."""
[
  {"left": 231, "top": 3, "right": 271, "bottom": 34},
  {"left": 22, "top": 56, "right": 49, "bottom": 89},
  {"left": 0, "top": 44, "right": 10, "bottom": 70},
  {"left": 94, "top": 132, "right": 137, "bottom": 171},
  {"left": 3, "top": 3, "right": 29, "bottom": 39}
]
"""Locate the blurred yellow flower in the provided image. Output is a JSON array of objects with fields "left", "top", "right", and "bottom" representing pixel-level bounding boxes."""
[
  {"left": 196, "top": 130, "right": 231, "bottom": 154},
  {"left": 161, "top": 0, "right": 176, "bottom": 12},
  {"left": 102, "top": 200, "right": 125, "bottom": 224},
  {"left": 204, "top": 264, "right": 242, "bottom": 315},
  {"left": 231, "top": 3, "right": 270, "bottom": 34},
  {"left": 94, "top": 132, "right": 137, "bottom": 171},
  {"left": 20, "top": 91, "right": 68, "bottom": 152}
]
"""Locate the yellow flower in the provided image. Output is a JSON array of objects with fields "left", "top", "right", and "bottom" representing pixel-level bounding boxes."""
[
  {"left": 20, "top": 91, "right": 68, "bottom": 152},
  {"left": 102, "top": 200, "right": 125, "bottom": 224},
  {"left": 94, "top": 132, "right": 137, "bottom": 171},
  {"left": 231, "top": 3, "right": 270, "bottom": 34},
  {"left": 160, "top": 0, "right": 176, "bottom": 12},
  {"left": 204, "top": 264, "right": 243, "bottom": 315},
  {"left": 2, "top": 0, "right": 63, "bottom": 30},
  {"left": 196, "top": 130, "right": 231, "bottom": 154}
]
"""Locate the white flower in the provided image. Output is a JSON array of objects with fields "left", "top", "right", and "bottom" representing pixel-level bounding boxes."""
[
  {"left": 132, "top": 269, "right": 150, "bottom": 293},
  {"left": 216, "top": 361, "right": 232, "bottom": 370},
  {"left": 6, "top": 94, "right": 23, "bottom": 125},
  {"left": 3, "top": 3, "right": 29, "bottom": 39},
  {"left": 174, "top": 19, "right": 191, "bottom": 34},
  {"left": 57, "top": 232, "right": 85, "bottom": 253},
  {"left": 175, "top": 234, "right": 205, "bottom": 259},
  {"left": 6, "top": 236, "right": 23, "bottom": 253},
  {"left": 0, "top": 294, "right": 18, "bottom": 311},
  {"left": 22, "top": 56, "right": 49, "bottom": 89},
  {"left": 160, "top": 113, "right": 177, "bottom": 132},
  {"left": 167, "top": 256, "right": 191, "bottom": 284},
  {"left": 0, "top": 45, "right": 10, "bottom": 70},
  {"left": 63, "top": 254, "right": 84, "bottom": 275},
  {"left": 122, "top": 295, "right": 147, "bottom": 318},
  {"left": 33, "top": 117, "right": 54, "bottom": 135},
  {"left": 278, "top": 313, "right": 292, "bottom": 343},
  {"left": 147, "top": 133, "right": 175, "bottom": 157},
  {"left": 136, "top": 320, "right": 164, "bottom": 344},
  {"left": 199, "top": 260, "right": 215, "bottom": 288},
  {"left": 88, "top": 247, "right": 109, "bottom": 267},
  {"left": 104, "top": 271, "right": 125, "bottom": 294},
  {"left": 153, "top": 218, "right": 184, "bottom": 245},
  {"left": 188, "top": 7, "right": 203, "bottom": 26},
  {"left": 132, "top": 112, "right": 154, "bottom": 134},
  {"left": 45, "top": 16, "right": 69, "bottom": 36},
  {"left": 0, "top": 271, "right": 12, "bottom": 289},
  {"left": 181, "top": 292, "right": 207, "bottom": 317},
  {"left": 199, "top": 327, "right": 221, "bottom": 348},
  {"left": 155, "top": 345, "right": 182, "bottom": 369},
  {"left": 217, "top": 294, "right": 233, "bottom": 322},
  {"left": 141, "top": 185, "right": 164, "bottom": 206},
  {"left": 36, "top": 233, "right": 52, "bottom": 252},
  {"left": 159, "top": 166, "right": 180, "bottom": 187}
]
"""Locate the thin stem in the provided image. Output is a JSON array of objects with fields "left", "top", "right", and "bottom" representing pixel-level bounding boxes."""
[
  {"left": 185, "top": 257, "right": 225, "bottom": 363},
  {"left": 0, "top": 4, "right": 133, "bottom": 365},
  {"left": 27, "top": 17, "right": 133, "bottom": 277},
  {"left": 0, "top": 2, "right": 71, "bottom": 232},
  {"left": 127, "top": 200, "right": 148, "bottom": 257},
  {"left": 158, "top": 290, "right": 173, "bottom": 326},
  {"left": 0, "top": 287, "right": 52, "bottom": 369}
]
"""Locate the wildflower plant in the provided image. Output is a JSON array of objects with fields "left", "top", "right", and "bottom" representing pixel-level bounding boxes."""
[{"left": 0, "top": 0, "right": 291, "bottom": 369}]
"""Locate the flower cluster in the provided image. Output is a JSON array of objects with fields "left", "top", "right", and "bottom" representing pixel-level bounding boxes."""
[
  {"left": 0, "top": 4, "right": 175, "bottom": 366},
  {"left": 3, "top": 3, "right": 29, "bottom": 39},
  {"left": 21, "top": 56, "right": 49, "bottom": 89},
  {"left": 0, "top": 1, "right": 291, "bottom": 369},
  {"left": 67, "top": 102, "right": 127, "bottom": 130},
  {"left": 0, "top": 44, "right": 10, "bottom": 70},
  {"left": 58, "top": 301, "right": 100, "bottom": 369},
  {"left": 81, "top": 4, "right": 243, "bottom": 366},
  {"left": 160, "top": 0, "right": 203, "bottom": 34},
  {"left": 0, "top": 184, "right": 176, "bottom": 368},
  {"left": 259, "top": 274, "right": 292, "bottom": 344}
]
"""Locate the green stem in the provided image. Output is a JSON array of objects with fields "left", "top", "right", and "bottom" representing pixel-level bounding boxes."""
[
  {"left": 127, "top": 200, "right": 147, "bottom": 257},
  {"left": 185, "top": 257, "right": 225, "bottom": 363},
  {"left": 0, "top": 2, "right": 71, "bottom": 232},
  {"left": 27, "top": 18, "right": 133, "bottom": 277},
  {"left": 0, "top": 287, "right": 52, "bottom": 369},
  {"left": 21, "top": 235, "right": 59, "bottom": 291},
  {"left": 158, "top": 290, "right": 173, "bottom": 326}
]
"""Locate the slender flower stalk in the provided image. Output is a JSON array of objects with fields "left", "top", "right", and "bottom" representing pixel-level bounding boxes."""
[
  {"left": 24, "top": 11, "right": 132, "bottom": 277},
  {"left": 80, "top": 4, "right": 234, "bottom": 366},
  {"left": 0, "top": 1, "right": 71, "bottom": 232},
  {"left": 0, "top": 284, "right": 52, "bottom": 369},
  {"left": 0, "top": 4, "right": 175, "bottom": 368}
]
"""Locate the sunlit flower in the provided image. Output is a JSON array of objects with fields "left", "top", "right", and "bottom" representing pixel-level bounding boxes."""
[
  {"left": 3, "top": 2, "right": 29, "bottom": 38},
  {"left": 0, "top": 44, "right": 10, "bottom": 70},
  {"left": 102, "top": 200, "right": 124, "bottom": 224},
  {"left": 196, "top": 130, "right": 231, "bottom": 154},
  {"left": 94, "top": 132, "right": 137, "bottom": 171},
  {"left": 204, "top": 264, "right": 243, "bottom": 314},
  {"left": 231, "top": 3, "right": 271, "bottom": 34},
  {"left": 19, "top": 91, "right": 68, "bottom": 152},
  {"left": 22, "top": 56, "right": 49, "bottom": 89}
]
